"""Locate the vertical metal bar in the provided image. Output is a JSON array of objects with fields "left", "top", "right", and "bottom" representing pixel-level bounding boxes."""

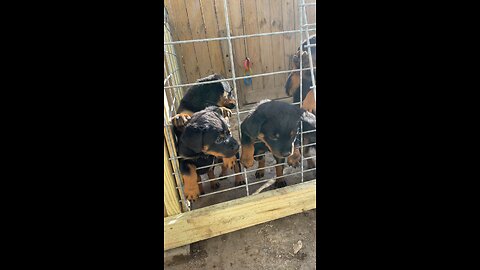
[
  {"left": 299, "top": 0, "right": 305, "bottom": 183},
  {"left": 222, "top": 0, "right": 250, "bottom": 196},
  {"left": 302, "top": 0, "right": 316, "bottom": 102}
]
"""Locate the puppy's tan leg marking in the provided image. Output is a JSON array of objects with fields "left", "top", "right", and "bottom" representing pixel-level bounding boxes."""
[
  {"left": 222, "top": 156, "right": 237, "bottom": 170},
  {"left": 240, "top": 144, "right": 255, "bottom": 168},
  {"left": 255, "top": 158, "right": 266, "bottom": 179},
  {"left": 234, "top": 161, "right": 245, "bottom": 186},
  {"left": 287, "top": 148, "right": 302, "bottom": 167},
  {"left": 183, "top": 164, "right": 201, "bottom": 201},
  {"left": 302, "top": 90, "right": 316, "bottom": 114}
]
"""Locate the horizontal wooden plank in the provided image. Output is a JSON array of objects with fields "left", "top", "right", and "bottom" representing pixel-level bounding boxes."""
[{"left": 164, "top": 180, "right": 316, "bottom": 250}]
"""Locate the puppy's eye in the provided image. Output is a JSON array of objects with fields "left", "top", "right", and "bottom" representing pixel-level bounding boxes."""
[{"left": 215, "top": 134, "right": 226, "bottom": 144}]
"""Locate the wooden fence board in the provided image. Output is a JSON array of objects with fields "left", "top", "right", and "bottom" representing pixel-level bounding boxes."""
[
  {"left": 164, "top": 0, "right": 315, "bottom": 105},
  {"left": 227, "top": 0, "right": 246, "bottom": 105},
  {"left": 242, "top": 0, "right": 263, "bottom": 93},
  {"left": 256, "top": 0, "right": 275, "bottom": 96},
  {"left": 165, "top": 0, "right": 200, "bottom": 83},
  {"left": 270, "top": 0, "right": 287, "bottom": 89},
  {"left": 164, "top": 180, "right": 316, "bottom": 250},
  {"left": 200, "top": 0, "right": 227, "bottom": 77},
  {"left": 186, "top": 0, "right": 214, "bottom": 77}
]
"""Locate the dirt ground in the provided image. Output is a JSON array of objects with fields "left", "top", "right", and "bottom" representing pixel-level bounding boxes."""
[{"left": 164, "top": 209, "right": 317, "bottom": 270}]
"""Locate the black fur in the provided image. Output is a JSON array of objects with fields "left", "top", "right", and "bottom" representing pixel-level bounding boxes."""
[
  {"left": 241, "top": 100, "right": 315, "bottom": 159},
  {"left": 178, "top": 106, "right": 239, "bottom": 176},
  {"left": 177, "top": 74, "right": 235, "bottom": 113}
]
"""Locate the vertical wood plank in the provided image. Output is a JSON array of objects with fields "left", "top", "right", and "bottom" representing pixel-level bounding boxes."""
[
  {"left": 305, "top": 0, "right": 316, "bottom": 27},
  {"left": 242, "top": 0, "right": 263, "bottom": 94},
  {"left": 270, "top": 0, "right": 287, "bottom": 89},
  {"left": 186, "top": 0, "right": 214, "bottom": 78},
  {"left": 213, "top": 0, "right": 233, "bottom": 80},
  {"left": 256, "top": 0, "right": 275, "bottom": 94},
  {"left": 165, "top": 6, "right": 187, "bottom": 88},
  {"left": 227, "top": 0, "right": 246, "bottom": 105},
  {"left": 164, "top": 139, "right": 182, "bottom": 216},
  {"left": 164, "top": 91, "right": 189, "bottom": 212},
  {"left": 200, "top": 0, "right": 227, "bottom": 77},
  {"left": 293, "top": 0, "right": 302, "bottom": 46},
  {"left": 165, "top": 0, "right": 200, "bottom": 83},
  {"left": 282, "top": 0, "right": 297, "bottom": 71}
]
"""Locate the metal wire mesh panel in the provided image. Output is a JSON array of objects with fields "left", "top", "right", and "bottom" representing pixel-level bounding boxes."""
[{"left": 164, "top": 0, "right": 316, "bottom": 211}]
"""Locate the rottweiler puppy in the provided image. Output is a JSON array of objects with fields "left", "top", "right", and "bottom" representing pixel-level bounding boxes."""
[
  {"left": 285, "top": 35, "right": 316, "bottom": 114},
  {"left": 240, "top": 100, "right": 316, "bottom": 188},
  {"left": 178, "top": 106, "right": 242, "bottom": 201},
  {"left": 171, "top": 73, "right": 236, "bottom": 135},
  {"left": 284, "top": 35, "right": 317, "bottom": 169},
  {"left": 170, "top": 74, "right": 243, "bottom": 192}
]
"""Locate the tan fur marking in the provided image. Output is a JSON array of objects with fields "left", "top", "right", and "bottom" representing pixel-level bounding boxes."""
[
  {"left": 302, "top": 90, "right": 316, "bottom": 114},
  {"left": 222, "top": 156, "right": 237, "bottom": 170},
  {"left": 240, "top": 143, "right": 255, "bottom": 168},
  {"left": 234, "top": 162, "right": 244, "bottom": 185},
  {"left": 287, "top": 148, "right": 302, "bottom": 167},
  {"left": 183, "top": 164, "right": 200, "bottom": 201},
  {"left": 257, "top": 133, "right": 273, "bottom": 153}
]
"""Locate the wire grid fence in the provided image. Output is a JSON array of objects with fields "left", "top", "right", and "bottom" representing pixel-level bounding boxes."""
[{"left": 164, "top": 0, "right": 317, "bottom": 211}]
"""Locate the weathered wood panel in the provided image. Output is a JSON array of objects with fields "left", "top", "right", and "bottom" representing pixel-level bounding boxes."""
[
  {"left": 164, "top": 0, "right": 316, "bottom": 105},
  {"left": 164, "top": 180, "right": 316, "bottom": 250}
]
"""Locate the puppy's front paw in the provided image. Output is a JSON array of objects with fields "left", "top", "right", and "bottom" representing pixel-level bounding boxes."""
[
  {"left": 184, "top": 185, "right": 200, "bottom": 201},
  {"left": 222, "top": 156, "right": 237, "bottom": 170},
  {"left": 171, "top": 113, "right": 191, "bottom": 127},
  {"left": 240, "top": 154, "right": 254, "bottom": 168},
  {"left": 235, "top": 175, "right": 245, "bottom": 186},
  {"left": 218, "top": 107, "right": 232, "bottom": 118},
  {"left": 287, "top": 149, "right": 301, "bottom": 168}
]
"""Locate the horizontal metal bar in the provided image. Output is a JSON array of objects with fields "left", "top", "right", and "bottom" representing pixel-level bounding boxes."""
[
  {"left": 163, "top": 67, "right": 316, "bottom": 90},
  {"left": 303, "top": 44, "right": 316, "bottom": 48},
  {"left": 164, "top": 28, "right": 316, "bottom": 46},
  {"left": 167, "top": 137, "right": 317, "bottom": 161},
  {"left": 164, "top": 101, "right": 304, "bottom": 120},
  {"left": 302, "top": 23, "right": 316, "bottom": 27},
  {"left": 172, "top": 152, "right": 317, "bottom": 180},
  {"left": 177, "top": 167, "right": 317, "bottom": 200}
]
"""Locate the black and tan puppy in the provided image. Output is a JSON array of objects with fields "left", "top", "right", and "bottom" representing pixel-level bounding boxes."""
[
  {"left": 178, "top": 106, "right": 242, "bottom": 201},
  {"left": 285, "top": 35, "right": 317, "bottom": 169},
  {"left": 170, "top": 74, "right": 242, "bottom": 193},
  {"left": 240, "top": 100, "right": 316, "bottom": 188},
  {"left": 171, "top": 73, "right": 236, "bottom": 136},
  {"left": 285, "top": 35, "right": 316, "bottom": 114}
]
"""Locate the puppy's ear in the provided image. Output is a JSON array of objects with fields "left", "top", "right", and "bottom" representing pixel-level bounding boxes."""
[
  {"left": 179, "top": 125, "right": 203, "bottom": 154},
  {"left": 241, "top": 110, "right": 265, "bottom": 143},
  {"left": 300, "top": 110, "right": 316, "bottom": 129}
]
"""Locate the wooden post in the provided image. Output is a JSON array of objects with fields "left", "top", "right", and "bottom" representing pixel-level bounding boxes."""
[
  {"left": 164, "top": 140, "right": 182, "bottom": 217},
  {"left": 164, "top": 91, "right": 189, "bottom": 212},
  {"left": 164, "top": 180, "right": 316, "bottom": 250}
]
